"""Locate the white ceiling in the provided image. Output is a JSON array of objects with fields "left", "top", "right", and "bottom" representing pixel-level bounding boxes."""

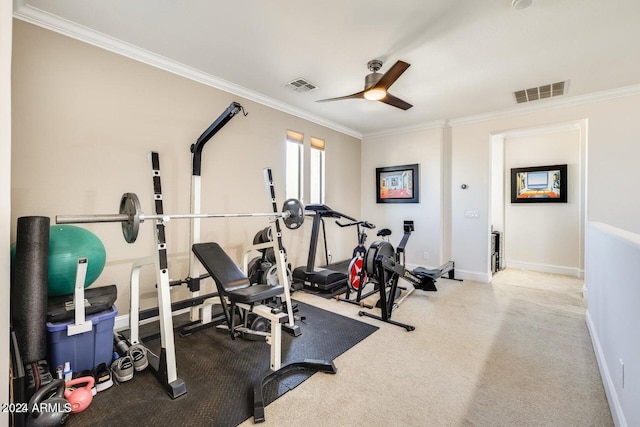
[{"left": 13, "top": 0, "right": 640, "bottom": 137}]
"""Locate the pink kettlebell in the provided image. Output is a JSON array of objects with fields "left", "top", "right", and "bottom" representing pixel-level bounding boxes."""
[{"left": 64, "top": 376, "right": 95, "bottom": 413}]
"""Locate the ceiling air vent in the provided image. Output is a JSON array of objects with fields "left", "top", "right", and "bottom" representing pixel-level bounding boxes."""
[
  {"left": 284, "top": 77, "right": 318, "bottom": 93},
  {"left": 514, "top": 81, "right": 566, "bottom": 104}
]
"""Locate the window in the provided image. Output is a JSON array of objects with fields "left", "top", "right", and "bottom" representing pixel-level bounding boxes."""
[
  {"left": 286, "top": 130, "right": 303, "bottom": 201},
  {"left": 309, "top": 137, "right": 325, "bottom": 204},
  {"left": 286, "top": 131, "right": 325, "bottom": 204}
]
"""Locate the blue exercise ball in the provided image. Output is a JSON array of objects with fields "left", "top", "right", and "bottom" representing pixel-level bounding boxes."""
[{"left": 47, "top": 225, "right": 106, "bottom": 296}]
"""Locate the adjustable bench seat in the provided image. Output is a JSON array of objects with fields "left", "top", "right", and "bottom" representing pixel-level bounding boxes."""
[
  {"left": 192, "top": 241, "right": 337, "bottom": 423},
  {"left": 226, "top": 284, "right": 284, "bottom": 305},
  {"left": 192, "top": 242, "right": 285, "bottom": 338},
  {"left": 192, "top": 241, "right": 283, "bottom": 300}
]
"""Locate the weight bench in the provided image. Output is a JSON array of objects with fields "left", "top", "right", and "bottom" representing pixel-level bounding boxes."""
[{"left": 192, "top": 242, "right": 337, "bottom": 423}]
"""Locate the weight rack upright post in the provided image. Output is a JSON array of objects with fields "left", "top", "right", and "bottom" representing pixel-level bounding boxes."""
[
  {"left": 188, "top": 102, "right": 243, "bottom": 322},
  {"left": 145, "top": 151, "right": 186, "bottom": 398},
  {"left": 263, "top": 168, "right": 300, "bottom": 336}
]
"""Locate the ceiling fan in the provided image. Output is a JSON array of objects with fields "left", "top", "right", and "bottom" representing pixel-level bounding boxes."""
[{"left": 317, "top": 59, "right": 413, "bottom": 110}]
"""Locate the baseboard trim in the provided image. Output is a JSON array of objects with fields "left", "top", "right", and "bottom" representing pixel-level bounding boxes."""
[
  {"left": 586, "top": 310, "right": 627, "bottom": 427},
  {"left": 114, "top": 313, "right": 130, "bottom": 332},
  {"left": 114, "top": 307, "right": 191, "bottom": 332},
  {"left": 452, "top": 269, "right": 491, "bottom": 283},
  {"left": 505, "top": 260, "right": 583, "bottom": 278}
]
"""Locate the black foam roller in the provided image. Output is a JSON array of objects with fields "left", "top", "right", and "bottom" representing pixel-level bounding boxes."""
[{"left": 11, "top": 216, "right": 50, "bottom": 364}]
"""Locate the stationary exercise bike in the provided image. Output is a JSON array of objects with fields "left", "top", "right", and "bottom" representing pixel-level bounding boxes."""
[
  {"left": 334, "top": 219, "right": 377, "bottom": 307},
  {"left": 358, "top": 221, "right": 457, "bottom": 331}
]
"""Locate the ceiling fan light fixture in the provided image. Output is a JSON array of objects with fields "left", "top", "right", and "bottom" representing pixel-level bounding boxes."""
[{"left": 364, "top": 88, "right": 386, "bottom": 101}]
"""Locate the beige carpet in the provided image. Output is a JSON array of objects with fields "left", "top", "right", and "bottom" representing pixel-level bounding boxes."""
[{"left": 240, "top": 269, "right": 613, "bottom": 427}]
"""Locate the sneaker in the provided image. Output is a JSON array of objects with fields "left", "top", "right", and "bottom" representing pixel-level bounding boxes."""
[
  {"left": 111, "top": 356, "right": 134, "bottom": 383},
  {"left": 128, "top": 344, "right": 149, "bottom": 372},
  {"left": 94, "top": 363, "right": 113, "bottom": 392}
]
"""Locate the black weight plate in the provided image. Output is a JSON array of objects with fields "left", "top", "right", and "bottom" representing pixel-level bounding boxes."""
[
  {"left": 282, "top": 198, "right": 304, "bottom": 229},
  {"left": 119, "top": 193, "right": 141, "bottom": 243}
]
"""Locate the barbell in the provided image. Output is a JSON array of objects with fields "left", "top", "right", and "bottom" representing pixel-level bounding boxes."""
[{"left": 56, "top": 192, "right": 305, "bottom": 243}]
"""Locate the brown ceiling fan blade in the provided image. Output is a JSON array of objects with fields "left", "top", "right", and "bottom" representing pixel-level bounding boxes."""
[
  {"left": 373, "top": 60, "right": 410, "bottom": 91},
  {"left": 380, "top": 92, "right": 413, "bottom": 110},
  {"left": 316, "top": 91, "right": 365, "bottom": 102}
]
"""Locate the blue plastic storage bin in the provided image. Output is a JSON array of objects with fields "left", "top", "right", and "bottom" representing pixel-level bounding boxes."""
[{"left": 47, "top": 305, "right": 117, "bottom": 374}]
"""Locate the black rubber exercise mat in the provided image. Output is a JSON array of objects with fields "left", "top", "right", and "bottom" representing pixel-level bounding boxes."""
[{"left": 65, "top": 300, "right": 377, "bottom": 426}]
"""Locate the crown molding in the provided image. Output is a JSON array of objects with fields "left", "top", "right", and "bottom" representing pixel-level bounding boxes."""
[
  {"left": 12, "top": 2, "right": 363, "bottom": 139},
  {"left": 13, "top": 1, "right": 640, "bottom": 141},
  {"left": 448, "top": 84, "right": 640, "bottom": 127},
  {"left": 359, "top": 84, "right": 640, "bottom": 138},
  {"left": 362, "top": 120, "right": 448, "bottom": 139}
]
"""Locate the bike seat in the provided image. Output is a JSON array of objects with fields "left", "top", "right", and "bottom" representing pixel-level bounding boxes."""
[{"left": 377, "top": 228, "right": 392, "bottom": 237}]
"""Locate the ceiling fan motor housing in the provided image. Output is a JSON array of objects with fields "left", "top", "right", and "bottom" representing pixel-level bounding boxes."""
[{"left": 365, "top": 72, "right": 382, "bottom": 90}]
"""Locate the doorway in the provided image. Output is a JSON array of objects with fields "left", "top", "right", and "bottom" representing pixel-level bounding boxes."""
[{"left": 490, "top": 120, "right": 587, "bottom": 278}]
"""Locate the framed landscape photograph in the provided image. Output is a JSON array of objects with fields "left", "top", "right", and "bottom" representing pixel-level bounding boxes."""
[
  {"left": 376, "top": 163, "right": 419, "bottom": 204},
  {"left": 511, "top": 164, "right": 567, "bottom": 203}
]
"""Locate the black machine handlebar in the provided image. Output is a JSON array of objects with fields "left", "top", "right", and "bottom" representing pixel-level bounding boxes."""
[
  {"left": 335, "top": 220, "right": 376, "bottom": 229},
  {"left": 304, "top": 204, "right": 359, "bottom": 222}
]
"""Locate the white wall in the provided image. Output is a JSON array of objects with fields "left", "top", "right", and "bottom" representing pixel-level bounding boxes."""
[
  {"left": 441, "top": 126, "right": 452, "bottom": 261},
  {"left": 10, "top": 21, "right": 361, "bottom": 315},
  {"left": 450, "top": 122, "right": 494, "bottom": 281},
  {"left": 13, "top": 13, "right": 640, "bottom": 292},
  {"left": 586, "top": 222, "right": 640, "bottom": 427},
  {"left": 361, "top": 127, "right": 445, "bottom": 267},
  {"left": 9, "top": 17, "right": 640, "bottom": 427},
  {"left": 490, "top": 135, "right": 504, "bottom": 233},
  {"left": 451, "top": 94, "right": 640, "bottom": 281},
  {"left": 503, "top": 127, "right": 582, "bottom": 276},
  {"left": 1, "top": 0, "right": 12, "bottom": 423}
]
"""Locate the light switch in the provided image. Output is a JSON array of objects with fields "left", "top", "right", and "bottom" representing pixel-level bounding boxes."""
[{"left": 464, "top": 210, "right": 480, "bottom": 219}]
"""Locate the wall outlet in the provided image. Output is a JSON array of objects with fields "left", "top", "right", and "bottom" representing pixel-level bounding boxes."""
[{"left": 423, "top": 251, "right": 429, "bottom": 260}]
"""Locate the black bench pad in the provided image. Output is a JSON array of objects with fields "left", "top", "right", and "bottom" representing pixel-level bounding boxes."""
[
  {"left": 226, "top": 284, "right": 284, "bottom": 304},
  {"left": 192, "top": 242, "right": 283, "bottom": 304}
]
